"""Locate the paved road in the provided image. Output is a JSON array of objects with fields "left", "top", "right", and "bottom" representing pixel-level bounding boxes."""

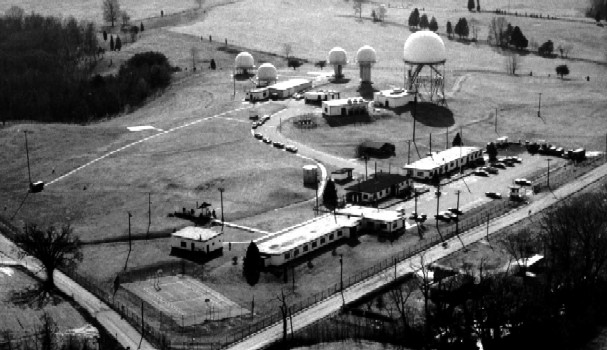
[{"left": 224, "top": 160, "right": 607, "bottom": 350}]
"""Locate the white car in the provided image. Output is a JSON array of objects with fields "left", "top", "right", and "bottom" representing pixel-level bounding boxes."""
[
  {"left": 514, "top": 178, "right": 532, "bottom": 186},
  {"left": 285, "top": 145, "right": 298, "bottom": 153}
]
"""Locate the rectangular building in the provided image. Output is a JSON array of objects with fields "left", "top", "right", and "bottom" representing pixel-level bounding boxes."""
[
  {"left": 403, "top": 147, "right": 483, "bottom": 180},
  {"left": 344, "top": 173, "right": 412, "bottom": 204},
  {"left": 257, "top": 215, "right": 361, "bottom": 267},
  {"left": 304, "top": 90, "right": 341, "bottom": 104},
  {"left": 171, "top": 227, "right": 223, "bottom": 255},
  {"left": 373, "top": 89, "right": 414, "bottom": 108},
  {"left": 268, "top": 79, "right": 312, "bottom": 99},
  {"left": 246, "top": 87, "right": 270, "bottom": 102},
  {"left": 322, "top": 98, "right": 368, "bottom": 116},
  {"left": 336, "top": 205, "right": 410, "bottom": 234}
]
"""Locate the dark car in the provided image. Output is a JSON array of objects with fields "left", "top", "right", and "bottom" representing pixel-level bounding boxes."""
[
  {"left": 286, "top": 145, "right": 298, "bottom": 153},
  {"left": 273, "top": 141, "right": 285, "bottom": 149},
  {"left": 484, "top": 166, "right": 499, "bottom": 174},
  {"left": 254, "top": 133, "right": 263, "bottom": 139},
  {"left": 485, "top": 191, "right": 502, "bottom": 199},
  {"left": 435, "top": 212, "right": 452, "bottom": 222},
  {"left": 448, "top": 208, "right": 464, "bottom": 216},
  {"left": 474, "top": 170, "right": 489, "bottom": 177},
  {"left": 492, "top": 162, "right": 507, "bottom": 169},
  {"left": 251, "top": 123, "right": 258, "bottom": 129},
  {"left": 262, "top": 137, "right": 272, "bottom": 144}
]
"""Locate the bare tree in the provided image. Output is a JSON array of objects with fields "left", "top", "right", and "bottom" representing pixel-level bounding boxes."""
[
  {"left": 102, "top": 0, "right": 120, "bottom": 27},
  {"left": 120, "top": 10, "right": 130, "bottom": 26},
  {"left": 4, "top": 5, "right": 24, "bottom": 19},
  {"left": 276, "top": 289, "right": 289, "bottom": 342},
  {"left": 14, "top": 223, "right": 82, "bottom": 293},
  {"left": 505, "top": 53, "right": 521, "bottom": 75},
  {"left": 345, "top": 0, "right": 364, "bottom": 19},
  {"left": 388, "top": 275, "right": 419, "bottom": 330},
  {"left": 282, "top": 43, "right": 292, "bottom": 59},
  {"left": 194, "top": 0, "right": 206, "bottom": 9},
  {"left": 501, "top": 228, "right": 537, "bottom": 271},
  {"left": 488, "top": 17, "right": 509, "bottom": 47}
]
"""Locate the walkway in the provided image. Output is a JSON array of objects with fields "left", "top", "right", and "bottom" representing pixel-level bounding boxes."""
[{"left": 224, "top": 160, "right": 607, "bottom": 350}]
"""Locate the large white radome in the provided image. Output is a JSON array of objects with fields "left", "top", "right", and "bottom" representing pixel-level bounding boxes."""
[
  {"left": 235, "top": 52, "right": 255, "bottom": 68},
  {"left": 328, "top": 47, "right": 348, "bottom": 65},
  {"left": 356, "top": 45, "right": 377, "bottom": 64},
  {"left": 403, "top": 31, "right": 446, "bottom": 64},
  {"left": 257, "top": 63, "right": 277, "bottom": 81}
]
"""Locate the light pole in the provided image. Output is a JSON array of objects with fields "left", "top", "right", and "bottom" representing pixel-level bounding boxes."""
[
  {"left": 412, "top": 94, "right": 417, "bottom": 142},
  {"left": 406, "top": 140, "right": 411, "bottom": 165},
  {"left": 546, "top": 158, "right": 552, "bottom": 188},
  {"left": 339, "top": 254, "right": 345, "bottom": 307},
  {"left": 537, "top": 92, "right": 542, "bottom": 119},
  {"left": 24, "top": 131, "right": 32, "bottom": 185},
  {"left": 218, "top": 187, "right": 225, "bottom": 227},
  {"left": 124, "top": 211, "right": 133, "bottom": 271},
  {"left": 494, "top": 108, "right": 498, "bottom": 133}
]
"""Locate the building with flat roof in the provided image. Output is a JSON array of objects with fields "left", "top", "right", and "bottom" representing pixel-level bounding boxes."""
[
  {"left": 344, "top": 173, "right": 412, "bottom": 204},
  {"left": 322, "top": 98, "right": 368, "bottom": 116},
  {"left": 403, "top": 147, "right": 483, "bottom": 180},
  {"left": 257, "top": 215, "right": 361, "bottom": 267},
  {"left": 373, "top": 88, "right": 414, "bottom": 108},
  {"left": 245, "top": 87, "right": 269, "bottom": 102},
  {"left": 304, "top": 90, "right": 341, "bottom": 104},
  {"left": 171, "top": 227, "right": 223, "bottom": 255},
  {"left": 268, "top": 79, "right": 312, "bottom": 99},
  {"left": 336, "top": 205, "right": 410, "bottom": 234}
]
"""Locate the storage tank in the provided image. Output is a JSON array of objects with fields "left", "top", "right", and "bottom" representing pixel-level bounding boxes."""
[{"left": 303, "top": 165, "right": 319, "bottom": 186}]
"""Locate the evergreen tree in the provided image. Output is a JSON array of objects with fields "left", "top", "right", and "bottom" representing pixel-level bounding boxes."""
[
  {"left": 210, "top": 58, "right": 216, "bottom": 70},
  {"left": 419, "top": 14, "right": 429, "bottom": 29},
  {"left": 243, "top": 241, "right": 261, "bottom": 286},
  {"left": 486, "top": 142, "right": 498, "bottom": 162},
  {"left": 408, "top": 8, "right": 420, "bottom": 28},
  {"left": 477, "top": 0, "right": 481, "bottom": 11},
  {"left": 429, "top": 16, "right": 439, "bottom": 31},
  {"left": 538, "top": 40, "right": 554, "bottom": 56},
  {"left": 452, "top": 132, "right": 463, "bottom": 147},
  {"left": 510, "top": 26, "right": 528, "bottom": 50},
  {"left": 110, "top": 35, "right": 114, "bottom": 51},
  {"left": 460, "top": 18, "right": 469, "bottom": 38},
  {"left": 556, "top": 64, "right": 569, "bottom": 79},
  {"left": 446, "top": 21, "right": 453, "bottom": 38},
  {"left": 323, "top": 179, "right": 339, "bottom": 216},
  {"left": 103, "top": 30, "right": 107, "bottom": 41},
  {"left": 468, "top": 0, "right": 475, "bottom": 11},
  {"left": 115, "top": 36, "right": 122, "bottom": 51},
  {"left": 140, "top": 21, "right": 144, "bottom": 31}
]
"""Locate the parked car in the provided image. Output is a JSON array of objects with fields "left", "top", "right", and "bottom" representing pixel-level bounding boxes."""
[
  {"left": 285, "top": 145, "right": 298, "bottom": 153},
  {"left": 514, "top": 178, "right": 532, "bottom": 186},
  {"left": 474, "top": 170, "right": 489, "bottom": 177},
  {"left": 249, "top": 114, "right": 259, "bottom": 121},
  {"left": 492, "top": 162, "right": 507, "bottom": 169},
  {"left": 508, "top": 156, "right": 522, "bottom": 163},
  {"left": 484, "top": 166, "right": 499, "bottom": 174},
  {"left": 485, "top": 191, "right": 502, "bottom": 199},
  {"left": 251, "top": 122, "right": 258, "bottom": 129},
  {"left": 435, "top": 212, "right": 452, "bottom": 222},
  {"left": 292, "top": 93, "right": 303, "bottom": 100},
  {"left": 272, "top": 141, "right": 285, "bottom": 149},
  {"left": 262, "top": 137, "right": 272, "bottom": 144},
  {"left": 448, "top": 208, "right": 464, "bottom": 216},
  {"left": 254, "top": 133, "right": 263, "bottom": 139}
]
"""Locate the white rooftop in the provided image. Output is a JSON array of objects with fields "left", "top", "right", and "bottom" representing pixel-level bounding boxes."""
[
  {"left": 376, "top": 89, "right": 412, "bottom": 98},
  {"left": 172, "top": 227, "right": 222, "bottom": 241},
  {"left": 404, "top": 147, "right": 481, "bottom": 171},
  {"left": 356, "top": 45, "right": 377, "bottom": 63},
  {"left": 235, "top": 51, "right": 255, "bottom": 68},
  {"left": 257, "top": 214, "right": 361, "bottom": 255},
  {"left": 268, "top": 78, "right": 310, "bottom": 90},
  {"left": 323, "top": 98, "right": 366, "bottom": 107},
  {"left": 328, "top": 47, "right": 348, "bottom": 65},
  {"left": 337, "top": 205, "right": 405, "bottom": 222},
  {"left": 257, "top": 63, "right": 277, "bottom": 80}
]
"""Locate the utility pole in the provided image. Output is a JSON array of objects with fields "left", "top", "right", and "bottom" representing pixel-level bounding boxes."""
[
  {"left": 429, "top": 133, "right": 432, "bottom": 154},
  {"left": 339, "top": 254, "right": 345, "bottom": 307},
  {"left": 455, "top": 190, "right": 461, "bottom": 237},
  {"left": 315, "top": 178, "right": 319, "bottom": 216},
  {"left": 537, "top": 92, "right": 542, "bottom": 119},
  {"left": 406, "top": 140, "right": 411, "bottom": 165},
  {"left": 435, "top": 181, "right": 441, "bottom": 230},
  {"left": 374, "top": 161, "right": 377, "bottom": 177},
  {"left": 495, "top": 108, "right": 498, "bottom": 133},
  {"left": 147, "top": 192, "right": 151, "bottom": 239},
  {"left": 364, "top": 156, "right": 368, "bottom": 180},
  {"left": 24, "top": 131, "right": 32, "bottom": 185},
  {"left": 412, "top": 94, "right": 417, "bottom": 143},
  {"left": 218, "top": 187, "right": 225, "bottom": 229},
  {"left": 124, "top": 211, "right": 133, "bottom": 271},
  {"left": 446, "top": 128, "right": 449, "bottom": 150},
  {"left": 546, "top": 158, "right": 552, "bottom": 188}
]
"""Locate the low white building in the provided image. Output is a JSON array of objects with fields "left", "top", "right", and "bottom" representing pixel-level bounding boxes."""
[
  {"left": 304, "top": 90, "right": 341, "bottom": 104},
  {"left": 403, "top": 147, "right": 483, "bottom": 180},
  {"left": 246, "top": 87, "right": 269, "bottom": 101},
  {"left": 257, "top": 215, "right": 361, "bottom": 267},
  {"left": 344, "top": 173, "right": 413, "bottom": 204},
  {"left": 171, "top": 227, "right": 223, "bottom": 255},
  {"left": 373, "top": 89, "right": 415, "bottom": 108},
  {"left": 336, "top": 205, "right": 410, "bottom": 234},
  {"left": 268, "top": 79, "right": 312, "bottom": 99},
  {"left": 322, "top": 98, "right": 368, "bottom": 116}
]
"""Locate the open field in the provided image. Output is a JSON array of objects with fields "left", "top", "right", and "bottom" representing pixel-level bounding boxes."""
[{"left": 0, "top": 266, "right": 87, "bottom": 336}]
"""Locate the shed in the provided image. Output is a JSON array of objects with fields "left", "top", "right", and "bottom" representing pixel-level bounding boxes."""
[{"left": 171, "top": 227, "right": 223, "bottom": 255}]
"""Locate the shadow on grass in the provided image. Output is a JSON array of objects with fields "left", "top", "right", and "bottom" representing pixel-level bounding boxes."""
[
  {"left": 413, "top": 102, "right": 455, "bottom": 128},
  {"left": 357, "top": 83, "right": 378, "bottom": 100},
  {"left": 330, "top": 77, "right": 351, "bottom": 84},
  {"left": 324, "top": 114, "right": 374, "bottom": 127},
  {"left": 8, "top": 267, "right": 62, "bottom": 308}
]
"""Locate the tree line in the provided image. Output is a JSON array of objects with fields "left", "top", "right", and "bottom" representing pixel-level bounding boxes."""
[{"left": 0, "top": 11, "right": 172, "bottom": 123}]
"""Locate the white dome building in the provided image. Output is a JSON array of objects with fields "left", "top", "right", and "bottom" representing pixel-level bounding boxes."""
[
  {"left": 328, "top": 47, "right": 348, "bottom": 79},
  {"left": 235, "top": 52, "right": 255, "bottom": 75},
  {"left": 257, "top": 63, "right": 277, "bottom": 86},
  {"left": 403, "top": 30, "right": 446, "bottom": 64},
  {"left": 356, "top": 45, "right": 377, "bottom": 83},
  {"left": 403, "top": 30, "right": 447, "bottom": 104}
]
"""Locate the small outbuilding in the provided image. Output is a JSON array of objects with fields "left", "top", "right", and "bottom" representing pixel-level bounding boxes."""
[
  {"left": 268, "top": 79, "right": 312, "bottom": 99},
  {"left": 345, "top": 173, "right": 412, "bottom": 204},
  {"left": 373, "top": 88, "right": 415, "bottom": 108},
  {"left": 246, "top": 87, "right": 270, "bottom": 102},
  {"left": 322, "top": 98, "right": 368, "bottom": 116},
  {"left": 336, "top": 205, "right": 410, "bottom": 234},
  {"left": 171, "top": 227, "right": 223, "bottom": 257}
]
